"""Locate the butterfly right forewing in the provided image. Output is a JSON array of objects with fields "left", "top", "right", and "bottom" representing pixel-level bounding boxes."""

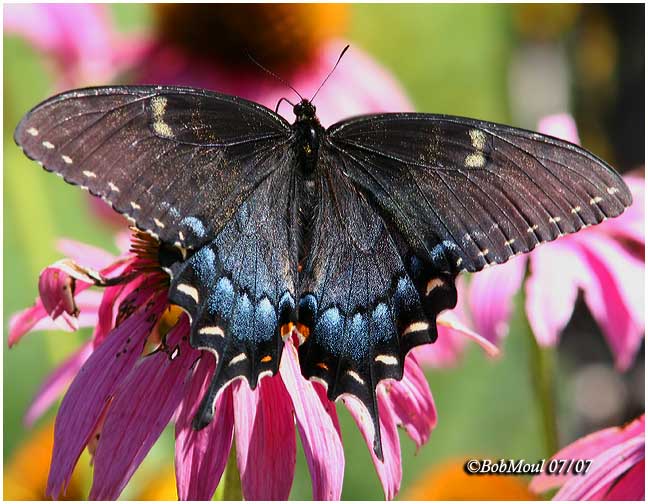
[{"left": 328, "top": 113, "right": 631, "bottom": 273}]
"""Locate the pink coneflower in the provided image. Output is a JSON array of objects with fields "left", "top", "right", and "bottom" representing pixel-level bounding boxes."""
[
  {"left": 530, "top": 414, "right": 645, "bottom": 500},
  {"left": 466, "top": 114, "right": 645, "bottom": 370},
  {"left": 10, "top": 231, "right": 482, "bottom": 500}
]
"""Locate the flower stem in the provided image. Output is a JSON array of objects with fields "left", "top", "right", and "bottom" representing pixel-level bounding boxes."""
[
  {"left": 528, "top": 331, "right": 559, "bottom": 456},
  {"left": 219, "top": 443, "right": 242, "bottom": 501}
]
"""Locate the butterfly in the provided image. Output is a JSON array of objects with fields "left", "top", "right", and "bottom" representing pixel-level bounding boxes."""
[{"left": 14, "top": 82, "right": 631, "bottom": 460}]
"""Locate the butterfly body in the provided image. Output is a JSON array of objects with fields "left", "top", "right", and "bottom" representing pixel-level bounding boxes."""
[{"left": 14, "top": 85, "right": 631, "bottom": 459}]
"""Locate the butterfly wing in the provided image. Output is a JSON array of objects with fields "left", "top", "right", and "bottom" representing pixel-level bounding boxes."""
[
  {"left": 15, "top": 85, "right": 298, "bottom": 428},
  {"left": 327, "top": 113, "right": 631, "bottom": 273},
  {"left": 14, "top": 85, "right": 292, "bottom": 249},
  {"left": 169, "top": 162, "right": 298, "bottom": 429},
  {"left": 300, "top": 113, "right": 631, "bottom": 458},
  {"left": 297, "top": 150, "right": 457, "bottom": 459}
]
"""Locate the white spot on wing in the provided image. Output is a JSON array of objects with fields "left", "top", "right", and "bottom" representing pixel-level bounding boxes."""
[
  {"left": 108, "top": 181, "right": 120, "bottom": 192},
  {"left": 26, "top": 127, "right": 39, "bottom": 136},
  {"left": 375, "top": 355, "right": 398, "bottom": 365},
  {"left": 42, "top": 141, "right": 54, "bottom": 149},
  {"left": 177, "top": 283, "right": 199, "bottom": 303},
  {"left": 154, "top": 218, "right": 166, "bottom": 228},
  {"left": 426, "top": 278, "right": 444, "bottom": 296},
  {"left": 230, "top": 353, "right": 247, "bottom": 366},
  {"left": 130, "top": 201, "right": 141, "bottom": 210},
  {"left": 82, "top": 170, "right": 97, "bottom": 178},
  {"left": 61, "top": 155, "right": 73, "bottom": 164},
  {"left": 346, "top": 370, "right": 365, "bottom": 385},
  {"left": 402, "top": 321, "right": 429, "bottom": 336},
  {"left": 465, "top": 152, "right": 486, "bottom": 168},
  {"left": 469, "top": 129, "right": 487, "bottom": 150},
  {"left": 199, "top": 326, "right": 224, "bottom": 337},
  {"left": 590, "top": 196, "right": 603, "bottom": 204},
  {"left": 151, "top": 96, "right": 174, "bottom": 138},
  {"left": 607, "top": 187, "right": 619, "bottom": 195}
]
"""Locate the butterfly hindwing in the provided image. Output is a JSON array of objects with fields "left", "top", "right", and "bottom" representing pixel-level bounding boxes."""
[
  {"left": 328, "top": 113, "right": 631, "bottom": 273},
  {"left": 14, "top": 86, "right": 292, "bottom": 249},
  {"left": 297, "top": 150, "right": 458, "bottom": 459},
  {"left": 168, "top": 164, "right": 298, "bottom": 428}
]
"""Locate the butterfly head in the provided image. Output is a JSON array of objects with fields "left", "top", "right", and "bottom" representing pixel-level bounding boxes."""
[{"left": 293, "top": 99, "right": 317, "bottom": 121}]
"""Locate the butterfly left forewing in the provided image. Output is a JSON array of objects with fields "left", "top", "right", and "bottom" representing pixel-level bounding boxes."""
[{"left": 14, "top": 86, "right": 291, "bottom": 250}]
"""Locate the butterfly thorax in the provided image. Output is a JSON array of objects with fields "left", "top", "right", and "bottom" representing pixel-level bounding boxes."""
[{"left": 292, "top": 100, "right": 323, "bottom": 177}]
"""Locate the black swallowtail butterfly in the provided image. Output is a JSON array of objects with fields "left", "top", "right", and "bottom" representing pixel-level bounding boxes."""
[{"left": 14, "top": 83, "right": 631, "bottom": 459}]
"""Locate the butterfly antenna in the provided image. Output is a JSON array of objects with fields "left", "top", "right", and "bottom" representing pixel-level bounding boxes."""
[
  {"left": 310, "top": 44, "right": 350, "bottom": 103},
  {"left": 246, "top": 52, "right": 303, "bottom": 101}
]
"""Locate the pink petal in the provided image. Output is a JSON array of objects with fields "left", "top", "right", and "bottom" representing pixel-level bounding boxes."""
[
  {"left": 56, "top": 238, "right": 116, "bottom": 271},
  {"left": 380, "top": 354, "right": 436, "bottom": 449},
  {"left": 576, "top": 234, "right": 645, "bottom": 370},
  {"left": 24, "top": 342, "right": 93, "bottom": 427},
  {"left": 538, "top": 113, "right": 581, "bottom": 144},
  {"left": 280, "top": 341, "right": 344, "bottom": 500},
  {"left": 468, "top": 255, "right": 526, "bottom": 345},
  {"left": 90, "top": 319, "right": 197, "bottom": 500},
  {"left": 554, "top": 436, "right": 644, "bottom": 500},
  {"left": 234, "top": 374, "right": 296, "bottom": 500},
  {"left": 604, "top": 459, "right": 645, "bottom": 500},
  {"left": 8, "top": 301, "right": 48, "bottom": 347},
  {"left": 4, "top": 4, "right": 141, "bottom": 86},
  {"left": 8, "top": 287, "right": 102, "bottom": 346},
  {"left": 343, "top": 393, "right": 402, "bottom": 500},
  {"left": 531, "top": 415, "right": 645, "bottom": 493},
  {"left": 39, "top": 265, "right": 82, "bottom": 319},
  {"left": 525, "top": 242, "right": 588, "bottom": 346},
  {"left": 46, "top": 292, "right": 166, "bottom": 498},
  {"left": 175, "top": 354, "right": 234, "bottom": 501},
  {"left": 597, "top": 174, "right": 645, "bottom": 246}
]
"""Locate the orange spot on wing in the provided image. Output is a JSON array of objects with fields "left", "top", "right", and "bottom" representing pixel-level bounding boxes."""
[
  {"left": 316, "top": 362, "right": 329, "bottom": 371},
  {"left": 280, "top": 322, "right": 294, "bottom": 337},
  {"left": 261, "top": 355, "right": 272, "bottom": 363},
  {"left": 296, "top": 323, "right": 310, "bottom": 340}
]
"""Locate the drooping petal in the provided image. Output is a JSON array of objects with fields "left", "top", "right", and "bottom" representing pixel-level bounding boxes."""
[
  {"left": 468, "top": 255, "right": 526, "bottom": 345},
  {"left": 234, "top": 375, "right": 296, "bottom": 500},
  {"left": 530, "top": 415, "right": 645, "bottom": 494},
  {"left": 280, "top": 341, "right": 344, "bottom": 500},
  {"left": 576, "top": 234, "right": 645, "bottom": 370},
  {"left": 525, "top": 242, "right": 588, "bottom": 347},
  {"left": 46, "top": 291, "right": 166, "bottom": 498},
  {"left": 381, "top": 354, "right": 436, "bottom": 449},
  {"left": 90, "top": 319, "right": 197, "bottom": 500},
  {"left": 24, "top": 342, "right": 93, "bottom": 427},
  {"left": 343, "top": 393, "right": 402, "bottom": 500},
  {"left": 175, "top": 353, "right": 234, "bottom": 501}
]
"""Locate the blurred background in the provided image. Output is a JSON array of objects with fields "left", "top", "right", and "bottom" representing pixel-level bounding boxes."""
[{"left": 3, "top": 3, "right": 644, "bottom": 500}]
